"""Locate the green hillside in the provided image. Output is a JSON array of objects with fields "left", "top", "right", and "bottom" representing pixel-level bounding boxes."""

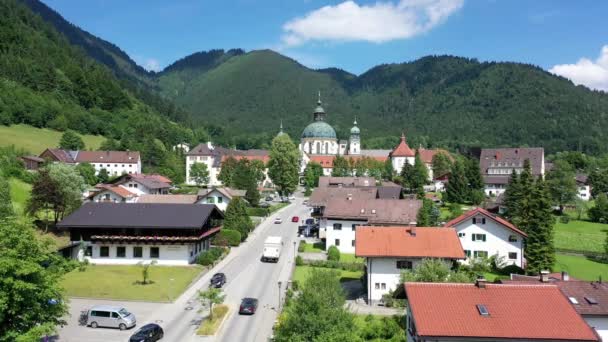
[{"left": 0, "top": 124, "right": 104, "bottom": 154}]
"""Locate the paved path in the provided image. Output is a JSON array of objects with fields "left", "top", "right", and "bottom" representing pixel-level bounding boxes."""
[{"left": 298, "top": 251, "right": 326, "bottom": 261}]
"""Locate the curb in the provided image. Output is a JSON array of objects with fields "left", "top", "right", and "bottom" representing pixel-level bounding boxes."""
[{"left": 196, "top": 304, "right": 231, "bottom": 337}]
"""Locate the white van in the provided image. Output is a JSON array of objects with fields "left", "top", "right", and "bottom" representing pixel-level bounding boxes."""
[{"left": 87, "top": 305, "right": 136, "bottom": 330}]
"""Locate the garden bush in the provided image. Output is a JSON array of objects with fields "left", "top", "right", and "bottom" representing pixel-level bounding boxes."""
[
  {"left": 295, "top": 255, "right": 304, "bottom": 266},
  {"left": 305, "top": 259, "right": 364, "bottom": 272},
  {"left": 559, "top": 215, "right": 570, "bottom": 224},
  {"left": 211, "top": 229, "right": 241, "bottom": 247},
  {"left": 245, "top": 207, "right": 269, "bottom": 217},
  {"left": 327, "top": 245, "right": 341, "bottom": 261},
  {"left": 297, "top": 241, "right": 306, "bottom": 253},
  {"left": 197, "top": 247, "right": 225, "bottom": 266}
]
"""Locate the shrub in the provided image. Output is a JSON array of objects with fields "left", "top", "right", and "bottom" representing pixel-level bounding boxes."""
[
  {"left": 559, "top": 215, "right": 570, "bottom": 224},
  {"left": 197, "top": 247, "right": 225, "bottom": 266},
  {"left": 304, "top": 259, "right": 365, "bottom": 272},
  {"left": 327, "top": 246, "right": 341, "bottom": 261},
  {"left": 295, "top": 255, "right": 304, "bottom": 266},
  {"left": 246, "top": 207, "right": 269, "bottom": 217},
  {"left": 211, "top": 229, "right": 241, "bottom": 247},
  {"left": 298, "top": 241, "right": 306, "bottom": 253}
]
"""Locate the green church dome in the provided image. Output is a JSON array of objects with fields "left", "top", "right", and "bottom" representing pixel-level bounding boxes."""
[
  {"left": 302, "top": 121, "right": 337, "bottom": 139},
  {"left": 350, "top": 125, "right": 360, "bottom": 134}
]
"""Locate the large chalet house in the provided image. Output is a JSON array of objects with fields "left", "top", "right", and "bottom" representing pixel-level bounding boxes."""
[
  {"left": 356, "top": 226, "right": 465, "bottom": 304},
  {"left": 320, "top": 196, "right": 420, "bottom": 254},
  {"left": 185, "top": 142, "right": 270, "bottom": 187},
  {"left": 87, "top": 174, "right": 172, "bottom": 203},
  {"left": 479, "top": 147, "right": 545, "bottom": 197},
  {"left": 446, "top": 207, "right": 527, "bottom": 268},
  {"left": 40, "top": 148, "right": 142, "bottom": 176},
  {"left": 405, "top": 281, "right": 600, "bottom": 342},
  {"left": 58, "top": 203, "right": 223, "bottom": 266},
  {"left": 389, "top": 134, "right": 451, "bottom": 180},
  {"left": 503, "top": 272, "right": 608, "bottom": 341}
]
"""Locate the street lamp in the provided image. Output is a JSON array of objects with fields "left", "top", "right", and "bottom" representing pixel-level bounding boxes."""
[{"left": 278, "top": 281, "right": 282, "bottom": 310}]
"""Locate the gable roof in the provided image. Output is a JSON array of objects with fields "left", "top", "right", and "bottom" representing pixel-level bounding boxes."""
[
  {"left": 418, "top": 148, "right": 452, "bottom": 164},
  {"left": 389, "top": 134, "right": 415, "bottom": 157},
  {"left": 376, "top": 186, "right": 402, "bottom": 199},
  {"left": 480, "top": 147, "right": 544, "bottom": 175},
  {"left": 308, "top": 187, "right": 378, "bottom": 207},
  {"left": 75, "top": 150, "right": 140, "bottom": 164},
  {"left": 405, "top": 282, "right": 599, "bottom": 341},
  {"left": 323, "top": 198, "right": 421, "bottom": 225},
  {"left": 57, "top": 203, "right": 222, "bottom": 229},
  {"left": 90, "top": 185, "right": 137, "bottom": 199},
  {"left": 557, "top": 281, "right": 608, "bottom": 316},
  {"left": 197, "top": 187, "right": 246, "bottom": 200},
  {"left": 318, "top": 176, "right": 376, "bottom": 187},
  {"left": 40, "top": 148, "right": 74, "bottom": 162},
  {"left": 136, "top": 194, "right": 197, "bottom": 204},
  {"left": 356, "top": 226, "right": 465, "bottom": 259},
  {"left": 445, "top": 207, "right": 527, "bottom": 237}
]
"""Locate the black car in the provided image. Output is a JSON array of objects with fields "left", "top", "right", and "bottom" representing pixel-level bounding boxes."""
[
  {"left": 129, "top": 323, "right": 164, "bottom": 342},
  {"left": 210, "top": 273, "right": 226, "bottom": 288},
  {"left": 265, "top": 196, "right": 274, "bottom": 201},
  {"left": 239, "top": 297, "right": 259, "bottom": 315}
]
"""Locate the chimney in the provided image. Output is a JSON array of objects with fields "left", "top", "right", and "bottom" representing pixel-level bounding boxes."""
[
  {"left": 347, "top": 194, "right": 352, "bottom": 201},
  {"left": 562, "top": 271, "right": 570, "bottom": 281},
  {"left": 409, "top": 227, "right": 416, "bottom": 237},
  {"left": 371, "top": 209, "right": 376, "bottom": 214},
  {"left": 106, "top": 150, "right": 110, "bottom": 156},
  {"left": 476, "top": 276, "right": 487, "bottom": 288},
  {"left": 207, "top": 141, "right": 214, "bottom": 150},
  {"left": 540, "top": 270, "right": 550, "bottom": 283}
]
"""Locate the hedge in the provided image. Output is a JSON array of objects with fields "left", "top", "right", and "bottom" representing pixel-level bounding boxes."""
[
  {"left": 211, "top": 229, "right": 241, "bottom": 247},
  {"left": 304, "top": 259, "right": 364, "bottom": 272},
  {"left": 246, "top": 207, "right": 269, "bottom": 217},
  {"left": 197, "top": 247, "right": 226, "bottom": 266}
]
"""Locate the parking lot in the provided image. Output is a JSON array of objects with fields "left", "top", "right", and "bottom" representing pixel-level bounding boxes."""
[{"left": 53, "top": 298, "right": 171, "bottom": 342}]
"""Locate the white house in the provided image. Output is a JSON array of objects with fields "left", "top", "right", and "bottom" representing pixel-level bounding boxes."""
[
  {"left": 88, "top": 185, "right": 138, "bottom": 203},
  {"left": 58, "top": 203, "right": 224, "bottom": 266},
  {"left": 389, "top": 134, "right": 415, "bottom": 175},
  {"left": 39, "top": 149, "right": 142, "bottom": 176},
  {"left": 576, "top": 174, "right": 591, "bottom": 201},
  {"left": 356, "top": 226, "right": 465, "bottom": 304},
  {"left": 479, "top": 147, "right": 545, "bottom": 196},
  {"left": 322, "top": 198, "right": 421, "bottom": 254},
  {"left": 196, "top": 187, "right": 246, "bottom": 211},
  {"left": 445, "top": 207, "right": 527, "bottom": 268},
  {"left": 404, "top": 281, "right": 600, "bottom": 342},
  {"left": 109, "top": 174, "right": 172, "bottom": 196}
]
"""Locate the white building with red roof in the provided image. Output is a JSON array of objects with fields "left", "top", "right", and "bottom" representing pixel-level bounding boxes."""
[
  {"left": 405, "top": 281, "right": 600, "bottom": 342},
  {"left": 355, "top": 226, "right": 465, "bottom": 304},
  {"left": 446, "top": 207, "right": 527, "bottom": 268}
]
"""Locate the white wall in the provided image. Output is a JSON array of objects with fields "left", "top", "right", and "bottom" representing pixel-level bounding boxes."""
[
  {"left": 452, "top": 215, "right": 524, "bottom": 268},
  {"left": 186, "top": 156, "right": 221, "bottom": 186},
  {"left": 90, "top": 190, "right": 136, "bottom": 203},
  {"left": 83, "top": 241, "right": 210, "bottom": 266},
  {"left": 300, "top": 138, "right": 338, "bottom": 155},
  {"left": 578, "top": 185, "right": 591, "bottom": 201},
  {"left": 196, "top": 190, "right": 230, "bottom": 211},
  {"left": 119, "top": 181, "right": 152, "bottom": 196},
  {"left": 391, "top": 156, "right": 414, "bottom": 175},
  {"left": 92, "top": 161, "right": 140, "bottom": 176},
  {"left": 584, "top": 316, "right": 608, "bottom": 342},
  {"left": 325, "top": 219, "right": 366, "bottom": 254},
  {"left": 484, "top": 184, "right": 507, "bottom": 197}
]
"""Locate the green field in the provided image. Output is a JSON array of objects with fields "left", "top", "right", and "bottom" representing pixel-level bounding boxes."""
[
  {"left": 293, "top": 265, "right": 363, "bottom": 284},
  {"left": 300, "top": 241, "right": 324, "bottom": 253},
  {"left": 554, "top": 219, "right": 608, "bottom": 253},
  {"left": 554, "top": 254, "right": 608, "bottom": 281},
  {"left": 62, "top": 265, "right": 203, "bottom": 302},
  {"left": 9, "top": 178, "right": 31, "bottom": 215},
  {"left": 0, "top": 124, "right": 105, "bottom": 154}
]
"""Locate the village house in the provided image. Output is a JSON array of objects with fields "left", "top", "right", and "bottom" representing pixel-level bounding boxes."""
[
  {"left": 404, "top": 281, "right": 600, "bottom": 342},
  {"left": 39, "top": 148, "right": 141, "bottom": 176},
  {"left": 446, "top": 207, "right": 527, "bottom": 268},
  {"left": 577, "top": 173, "right": 592, "bottom": 201},
  {"left": 108, "top": 173, "right": 172, "bottom": 195},
  {"left": 321, "top": 197, "right": 421, "bottom": 254},
  {"left": 503, "top": 271, "right": 608, "bottom": 340},
  {"left": 356, "top": 226, "right": 465, "bottom": 304},
  {"left": 195, "top": 187, "right": 247, "bottom": 211},
  {"left": 20, "top": 155, "right": 44, "bottom": 170},
  {"left": 88, "top": 184, "right": 138, "bottom": 203},
  {"left": 58, "top": 203, "right": 223, "bottom": 266},
  {"left": 317, "top": 176, "right": 377, "bottom": 188},
  {"left": 479, "top": 147, "right": 545, "bottom": 196},
  {"left": 136, "top": 194, "right": 198, "bottom": 204}
]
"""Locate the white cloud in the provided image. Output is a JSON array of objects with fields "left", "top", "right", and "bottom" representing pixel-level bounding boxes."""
[
  {"left": 142, "top": 58, "right": 162, "bottom": 72},
  {"left": 549, "top": 45, "right": 608, "bottom": 91},
  {"left": 281, "top": 0, "right": 464, "bottom": 47}
]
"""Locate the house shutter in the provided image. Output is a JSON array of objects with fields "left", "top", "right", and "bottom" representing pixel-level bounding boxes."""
[
  {"left": 472, "top": 235, "right": 476, "bottom": 241},
  {"left": 482, "top": 235, "right": 486, "bottom": 242}
]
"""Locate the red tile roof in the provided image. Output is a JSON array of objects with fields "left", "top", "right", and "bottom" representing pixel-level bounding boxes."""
[
  {"left": 75, "top": 150, "right": 140, "bottom": 164},
  {"left": 405, "top": 282, "right": 599, "bottom": 341},
  {"left": 131, "top": 173, "right": 172, "bottom": 184},
  {"left": 418, "top": 148, "right": 452, "bottom": 164},
  {"left": 222, "top": 154, "right": 269, "bottom": 164},
  {"left": 309, "top": 155, "right": 388, "bottom": 168},
  {"left": 92, "top": 185, "right": 137, "bottom": 199},
  {"left": 355, "top": 226, "right": 465, "bottom": 259},
  {"left": 389, "top": 134, "right": 415, "bottom": 157},
  {"left": 445, "top": 207, "right": 527, "bottom": 237}
]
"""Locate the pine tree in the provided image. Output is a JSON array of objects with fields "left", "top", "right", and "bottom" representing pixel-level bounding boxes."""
[
  {"left": 465, "top": 158, "right": 484, "bottom": 204},
  {"left": 59, "top": 130, "right": 85, "bottom": 150},
  {"left": 445, "top": 159, "right": 468, "bottom": 203},
  {"left": 417, "top": 198, "right": 439, "bottom": 226},
  {"left": 522, "top": 178, "right": 556, "bottom": 273},
  {"left": 223, "top": 197, "right": 253, "bottom": 241},
  {"left": 411, "top": 150, "right": 429, "bottom": 197},
  {"left": 503, "top": 169, "right": 522, "bottom": 220},
  {"left": 400, "top": 161, "right": 414, "bottom": 192}
]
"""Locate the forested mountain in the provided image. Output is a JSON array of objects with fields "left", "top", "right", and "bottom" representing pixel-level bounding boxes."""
[
  {"left": 15, "top": 0, "right": 608, "bottom": 154},
  {"left": 0, "top": 0, "right": 195, "bottom": 181}
]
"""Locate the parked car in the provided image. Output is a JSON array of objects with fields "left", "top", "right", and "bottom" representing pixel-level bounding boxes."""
[
  {"left": 239, "top": 298, "right": 259, "bottom": 315},
  {"left": 274, "top": 217, "right": 282, "bottom": 224},
  {"left": 259, "top": 202, "right": 271, "bottom": 208},
  {"left": 305, "top": 218, "right": 315, "bottom": 225},
  {"left": 288, "top": 195, "right": 296, "bottom": 201},
  {"left": 210, "top": 273, "right": 226, "bottom": 288},
  {"left": 129, "top": 323, "right": 164, "bottom": 342},
  {"left": 291, "top": 216, "right": 299, "bottom": 222},
  {"left": 87, "top": 305, "right": 136, "bottom": 330},
  {"left": 265, "top": 196, "right": 274, "bottom": 201}
]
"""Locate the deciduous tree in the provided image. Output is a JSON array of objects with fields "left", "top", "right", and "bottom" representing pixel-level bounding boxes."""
[
  {"left": 218, "top": 156, "right": 238, "bottom": 186},
  {"left": 198, "top": 288, "right": 225, "bottom": 320},
  {"left": 268, "top": 135, "right": 299, "bottom": 197},
  {"left": 75, "top": 162, "right": 97, "bottom": 186},
  {"left": 58, "top": 130, "right": 85, "bottom": 150},
  {"left": 190, "top": 162, "right": 210, "bottom": 187},
  {"left": 546, "top": 159, "right": 577, "bottom": 210},
  {"left": 223, "top": 197, "right": 253, "bottom": 241},
  {"left": 431, "top": 152, "right": 452, "bottom": 179},
  {"left": 0, "top": 172, "right": 13, "bottom": 220},
  {"left": 331, "top": 156, "right": 350, "bottom": 177}
]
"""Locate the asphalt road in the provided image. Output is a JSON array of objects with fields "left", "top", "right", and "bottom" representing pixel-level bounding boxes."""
[{"left": 55, "top": 195, "right": 308, "bottom": 342}]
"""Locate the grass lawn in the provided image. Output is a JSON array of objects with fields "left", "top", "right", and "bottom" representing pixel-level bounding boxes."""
[
  {"left": 293, "top": 265, "right": 363, "bottom": 284},
  {"left": 300, "top": 241, "right": 324, "bottom": 253},
  {"left": 196, "top": 304, "right": 229, "bottom": 336},
  {"left": 483, "top": 272, "right": 509, "bottom": 282},
  {"left": 0, "top": 124, "right": 105, "bottom": 154},
  {"left": 340, "top": 253, "right": 365, "bottom": 264},
  {"left": 9, "top": 178, "right": 31, "bottom": 215},
  {"left": 554, "top": 218, "right": 608, "bottom": 253},
  {"left": 554, "top": 254, "right": 608, "bottom": 281},
  {"left": 269, "top": 202, "right": 289, "bottom": 213},
  {"left": 62, "top": 265, "right": 203, "bottom": 302}
]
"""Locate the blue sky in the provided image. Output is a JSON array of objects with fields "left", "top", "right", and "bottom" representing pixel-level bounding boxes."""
[{"left": 44, "top": 0, "right": 608, "bottom": 89}]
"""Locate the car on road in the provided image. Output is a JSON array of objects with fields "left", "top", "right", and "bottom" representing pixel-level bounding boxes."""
[
  {"left": 210, "top": 273, "right": 226, "bottom": 288},
  {"left": 288, "top": 195, "right": 296, "bottom": 201},
  {"left": 129, "top": 323, "right": 164, "bottom": 341},
  {"left": 274, "top": 217, "right": 282, "bottom": 224},
  {"left": 239, "top": 298, "right": 259, "bottom": 315},
  {"left": 86, "top": 305, "right": 136, "bottom": 330},
  {"left": 265, "top": 196, "right": 274, "bottom": 201},
  {"left": 305, "top": 218, "right": 315, "bottom": 225},
  {"left": 291, "top": 216, "right": 299, "bottom": 222}
]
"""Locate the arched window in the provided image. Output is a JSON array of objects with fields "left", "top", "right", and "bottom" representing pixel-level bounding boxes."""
[
  {"left": 324, "top": 142, "right": 329, "bottom": 154},
  {"left": 315, "top": 142, "right": 321, "bottom": 154}
]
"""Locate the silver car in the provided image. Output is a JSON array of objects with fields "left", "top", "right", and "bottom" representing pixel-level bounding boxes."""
[{"left": 87, "top": 305, "right": 136, "bottom": 330}]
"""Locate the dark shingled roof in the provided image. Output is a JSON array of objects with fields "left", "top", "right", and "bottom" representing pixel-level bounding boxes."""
[
  {"left": 57, "top": 203, "right": 221, "bottom": 229},
  {"left": 317, "top": 176, "right": 376, "bottom": 188}
]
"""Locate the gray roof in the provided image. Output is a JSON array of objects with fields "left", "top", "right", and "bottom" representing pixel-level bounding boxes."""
[
  {"left": 136, "top": 195, "right": 198, "bottom": 204},
  {"left": 323, "top": 198, "right": 421, "bottom": 225},
  {"left": 482, "top": 175, "right": 511, "bottom": 185},
  {"left": 480, "top": 148, "right": 544, "bottom": 176},
  {"left": 309, "top": 187, "right": 378, "bottom": 207},
  {"left": 376, "top": 186, "right": 403, "bottom": 199},
  {"left": 57, "top": 203, "right": 222, "bottom": 229},
  {"left": 360, "top": 149, "right": 391, "bottom": 157},
  {"left": 197, "top": 187, "right": 246, "bottom": 200},
  {"left": 318, "top": 176, "right": 376, "bottom": 188}
]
